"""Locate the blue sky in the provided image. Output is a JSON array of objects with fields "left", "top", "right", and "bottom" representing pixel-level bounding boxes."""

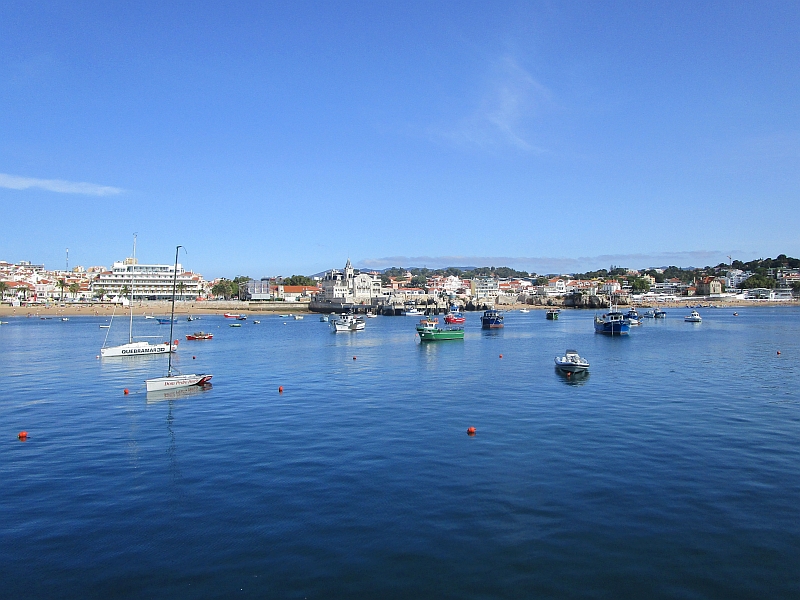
[{"left": 1, "top": 1, "right": 798, "bottom": 278}]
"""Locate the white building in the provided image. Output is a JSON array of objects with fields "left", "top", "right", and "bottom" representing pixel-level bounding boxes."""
[
  {"left": 318, "top": 259, "right": 381, "bottom": 303},
  {"left": 92, "top": 257, "right": 204, "bottom": 301},
  {"left": 470, "top": 277, "right": 500, "bottom": 300}
]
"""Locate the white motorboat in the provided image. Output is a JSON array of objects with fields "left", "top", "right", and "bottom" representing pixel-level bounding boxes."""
[
  {"left": 404, "top": 308, "right": 424, "bottom": 316},
  {"left": 554, "top": 349, "right": 590, "bottom": 373},
  {"left": 331, "top": 313, "right": 366, "bottom": 332},
  {"left": 144, "top": 245, "right": 212, "bottom": 392},
  {"left": 520, "top": 309, "right": 530, "bottom": 313},
  {"left": 685, "top": 310, "right": 702, "bottom": 322},
  {"left": 293, "top": 314, "right": 304, "bottom": 320},
  {"left": 625, "top": 308, "right": 641, "bottom": 325}
]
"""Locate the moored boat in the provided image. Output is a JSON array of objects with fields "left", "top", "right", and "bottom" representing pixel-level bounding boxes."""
[
  {"left": 186, "top": 332, "right": 213, "bottom": 340},
  {"left": 546, "top": 308, "right": 560, "bottom": 320},
  {"left": 625, "top": 308, "right": 641, "bottom": 325},
  {"left": 554, "top": 349, "right": 590, "bottom": 372},
  {"left": 144, "top": 245, "right": 212, "bottom": 392},
  {"left": 102, "top": 340, "right": 177, "bottom": 357},
  {"left": 416, "top": 318, "right": 464, "bottom": 341},
  {"left": 594, "top": 307, "right": 630, "bottom": 335},
  {"left": 444, "top": 311, "right": 465, "bottom": 324},
  {"left": 685, "top": 310, "right": 702, "bottom": 322},
  {"left": 481, "top": 309, "right": 504, "bottom": 329},
  {"left": 404, "top": 307, "right": 424, "bottom": 316},
  {"left": 654, "top": 308, "right": 667, "bottom": 318},
  {"left": 331, "top": 313, "right": 366, "bottom": 332}
]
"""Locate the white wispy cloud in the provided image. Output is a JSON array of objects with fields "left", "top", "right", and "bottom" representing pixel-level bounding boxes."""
[
  {"left": 0, "top": 173, "right": 123, "bottom": 196},
  {"left": 359, "top": 251, "right": 739, "bottom": 273},
  {"left": 436, "top": 56, "right": 551, "bottom": 151}
]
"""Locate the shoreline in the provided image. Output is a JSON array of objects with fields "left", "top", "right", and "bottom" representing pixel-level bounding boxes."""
[{"left": 1, "top": 299, "right": 797, "bottom": 317}]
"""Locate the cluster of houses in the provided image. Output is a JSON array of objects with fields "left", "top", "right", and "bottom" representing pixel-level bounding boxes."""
[
  {"left": 3, "top": 257, "right": 798, "bottom": 307},
  {"left": 0, "top": 258, "right": 209, "bottom": 305},
  {"left": 245, "top": 260, "right": 800, "bottom": 308}
]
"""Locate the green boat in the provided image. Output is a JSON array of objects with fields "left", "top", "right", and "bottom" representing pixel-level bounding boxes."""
[
  {"left": 416, "top": 318, "right": 464, "bottom": 341},
  {"left": 546, "top": 308, "right": 560, "bottom": 320}
]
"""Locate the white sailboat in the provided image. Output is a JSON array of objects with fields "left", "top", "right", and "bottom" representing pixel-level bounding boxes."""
[
  {"left": 145, "top": 245, "right": 212, "bottom": 392},
  {"left": 101, "top": 235, "right": 177, "bottom": 358}
]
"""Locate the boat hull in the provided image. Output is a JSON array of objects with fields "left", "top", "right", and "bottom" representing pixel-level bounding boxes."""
[
  {"left": 481, "top": 318, "right": 503, "bottom": 328},
  {"left": 444, "top": 314, "right": 465, "bottom": 324},
  {"left": 546, "top": 311, "right": 560, "bottom": 320},
  {"left": 331, "top": 317, "right": 365, "bottom": 332},
  {"left": 417, "top": 327, "right": 464, "bottom": 341},
  {"left": 145, "top": 373, "right": 213, "bottom": 392},
  {"left": 594, "top": 319, "right": 630, "bottom": 335},
  {"left": 101, "top": 342, "right": 175, "bottom": 357}
]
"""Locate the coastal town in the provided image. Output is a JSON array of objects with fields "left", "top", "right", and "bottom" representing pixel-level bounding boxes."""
[{"left": 1, "top": 254, "right": 798, "bottom": 315}]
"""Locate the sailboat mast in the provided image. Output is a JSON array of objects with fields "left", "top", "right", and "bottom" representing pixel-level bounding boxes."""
[
  {"left": 167, "top": 245, "right": 181, "bottom": 376},
  {"left": 129, "top": 233, "right": 137, "bottom": 343}
]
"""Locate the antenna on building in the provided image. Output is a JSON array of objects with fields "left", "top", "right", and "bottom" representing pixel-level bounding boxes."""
[
  {"left": 66, "top": 248, "right": 69, "bottom": 272},
  {"left": 132, "top": 233, "right": 137, "bottom": 262},
  {"left": 727, "top": 255, "right": 732, "bottom": 267}
]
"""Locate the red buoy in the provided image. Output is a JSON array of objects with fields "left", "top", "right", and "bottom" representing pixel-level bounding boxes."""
[
  {"left": 18, "top": 431, "right": 27, "bottom": 440},
  {"left": 499, "top": 354, "right": 503, "bottom": 359},
  {"left": 278, "top": 386, "right": 283, "bottom": 393},
  {"left": 467, "top": 427, "right": 476, "bottom": 436},
  {"left": 123, "top": 388, "right": 129, "bottom": 395},
  {"left": 777, "top": 351, "right": 781, "bottom": 355},
  {"left": 353, "top": 356, "right": 357, "bottom": 360},
  {"left": 193, "top": 356, "right": 196, "bottom": 359}
]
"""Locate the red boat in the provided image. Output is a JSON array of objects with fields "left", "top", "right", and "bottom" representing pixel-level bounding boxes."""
[
  {"left": 223, "top": 313, "right": 239, "bottom": 318},
  {"left": 186, "top": 332, "right": 213, "bottom": 340},
  {"left": 444, "top": 312, "right": 466, "bottom": 324}
]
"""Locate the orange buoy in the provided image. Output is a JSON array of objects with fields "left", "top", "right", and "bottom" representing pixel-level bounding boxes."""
[
  {"left": 123, "top": 388, "right": 129, "bottom": 395},
  {"left": 499, "top": 354, "right": 503, "bottom": 359},
  {"left": 18, "top": 431, "right": 28, "bottom": 440},
  {"left": 353, "top": 356, "right": 357, "bottom": 360},
  {"left": 278, "top": 386, "right": 283, "bottom": 393},
  {"left": 467, "top": 427, "right": 476, "bottom": 436}
]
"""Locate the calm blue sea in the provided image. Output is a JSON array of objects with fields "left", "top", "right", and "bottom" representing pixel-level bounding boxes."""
[{"left": 1, "top": 308, "right": 799, "bottom": 599}]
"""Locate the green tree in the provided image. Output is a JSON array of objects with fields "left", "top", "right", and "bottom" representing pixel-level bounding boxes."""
[
  {"left": 68, "top": 282, "right": 80, "bottom": 299},
  {"left": 212, "top": 280, "right": 233, "bottom": 299},
  {"left": 94, "top": 288, "right": 107, "bottom": 301},
  {"left": 57, "top": 278, "right": 68, "bottom": 301},
  {"left": 0, "top": 281, "right": 8, "bottom": 299},
  {"left": 282, "top": 275, "right": 314, "bottom": 286},
  {"left": 410, "top": 275, "right": 427, "bottom": 288},
  {"left": 739, "top": 274, "right": 776, "bottom": 289},
  {"left": 630, "top": 277, "right": 650, "bottom": 292},
  {"left": 120, "top": 284, "right": 130, "bottom": 299},
  {"left": 177, "top": 282, "right": 186, "bottom": 300}
]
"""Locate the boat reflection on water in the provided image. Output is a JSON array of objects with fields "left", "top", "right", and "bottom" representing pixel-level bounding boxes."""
[
  {"left": 555, "top": 368, "right": 590, "bottom": 386},
  {"left": 146, "top": 383, "right": 213, "bottom": 404}
]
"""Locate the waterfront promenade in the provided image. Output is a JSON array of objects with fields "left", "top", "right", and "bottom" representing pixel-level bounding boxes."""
[{"left": 1, "top": 298, "right": 796, "bottom": 317}]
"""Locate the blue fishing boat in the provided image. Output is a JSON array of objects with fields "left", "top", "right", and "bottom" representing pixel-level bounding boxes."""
[
  {"left": 481, "top": 309, "right": 504, "bottom": 329},
  {"left": 594, "top": 307, "right": 630, "bottom": 335},
  {"left": 156, "top": 317, "right": 178, "bottom": 325},
  {"left": 625, "top": 308, "right": 641, "bottom": 325}
]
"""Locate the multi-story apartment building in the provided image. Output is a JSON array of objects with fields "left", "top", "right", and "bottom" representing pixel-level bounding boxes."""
[{"left": 92, "top": 257, "right": 204, "bottom": 300}]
